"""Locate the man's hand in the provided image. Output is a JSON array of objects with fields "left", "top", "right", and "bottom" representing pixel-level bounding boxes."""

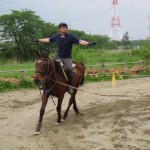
[
  {"left": 32, "top": 39, "right": 39, "bottom": 43},
  {"left": 88, "top": 42, "right": 97, "bottom": 46}
]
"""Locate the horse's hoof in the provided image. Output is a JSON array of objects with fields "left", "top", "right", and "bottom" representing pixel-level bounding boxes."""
[
  {"left": 56, "top": 122, "right": 61, "bottom": 126},
  {"left": 76, "top": 111, "right": 80, "bottom": 115},
  {"left": 34, "top": 131, "right": 41, "bottom": 135},
  {"left": 61, "top": 119, "right": 65, "bottom": 123}
]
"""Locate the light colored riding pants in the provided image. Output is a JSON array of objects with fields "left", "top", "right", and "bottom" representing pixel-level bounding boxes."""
[{"left": 53, "top": 56, "right": 73, "bottom": 75}]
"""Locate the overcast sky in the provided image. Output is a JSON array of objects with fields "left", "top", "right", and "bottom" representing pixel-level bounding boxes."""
[{"left": 0, "top": 0, "right": 150, "bottom": 40}]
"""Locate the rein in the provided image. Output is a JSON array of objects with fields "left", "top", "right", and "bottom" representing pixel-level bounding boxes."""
[
  {"left": 49, "top": 78, "right": 133, "bottom": 98},
  {"left": 36, "top": 58, "right": 132, "bottom": 103}
]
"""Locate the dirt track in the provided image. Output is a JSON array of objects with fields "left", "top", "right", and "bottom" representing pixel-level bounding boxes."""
[{"left": 0, "top": 77, "right": 150, "bottom": 150}]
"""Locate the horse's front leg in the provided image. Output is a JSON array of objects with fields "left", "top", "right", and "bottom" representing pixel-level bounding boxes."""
[
  {"left": 63, "top": 91, "right": 77, "bottom": 120},
  {"left": 73, "top": 97, "right": 80, "bottom": 114},
  {"left": 34, "top": 93, "right": 48, "bottom": 135},
  {"left": 56, "top": 95, "right": 64, "bottom": 124}
]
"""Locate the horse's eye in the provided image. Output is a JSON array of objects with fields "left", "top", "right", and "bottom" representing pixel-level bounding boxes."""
[{"left": 44, "top": 64, "right": 47, "bottom": 67}]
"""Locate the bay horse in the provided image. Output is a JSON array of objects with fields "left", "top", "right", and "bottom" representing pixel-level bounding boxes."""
[{"left": 34, "top": 52, "right": 85, "bottom": 134}]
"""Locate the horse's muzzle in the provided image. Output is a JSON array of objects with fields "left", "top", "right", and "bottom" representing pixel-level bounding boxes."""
[
  {"left": 34, "top": 74, "right": 42, "bottom": 84},
  {"left": 34, "top": 78, "right": 40, "bottom": 84}
]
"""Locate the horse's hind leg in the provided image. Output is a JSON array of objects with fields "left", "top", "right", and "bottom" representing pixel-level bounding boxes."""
[
  {"left": 34, "top": 96, "right": 48, "bottom": 135},
  {"left": 71, "top": 90, "right": 79, "bottom": 114},
  {"left": 73, "top": 98, "right": 80, "bottom": 114}
]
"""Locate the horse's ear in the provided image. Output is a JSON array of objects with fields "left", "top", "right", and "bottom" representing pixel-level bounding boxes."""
[
  {"left": 43, "top": 51, "right": 50, "bottom": 58},
  {"left": 35, "top": 50, "right": 41, "bottom": 58},
  {"left": 45, "top": 51, "right": 50, "bottom": 57}
]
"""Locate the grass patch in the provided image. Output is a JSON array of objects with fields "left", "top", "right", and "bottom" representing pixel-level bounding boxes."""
[
  {"left": 0, "top": 49, "right": 143, "bottom": 74},
  {"left": 84, "top": 74, "right": 112, "bottom": 84},
  {"left": 18, "top": 78, "right": 36, "bottom": 88},
  {"left": 78, "top": 49, "right": 140, "bottom": 65},
  {"left": 0, "top": 81, "right": 18, "bottom": 92},
  {"left": 139, "top": 70, "right": 150, "bottom": 76},
  {"left": 0, "top": 79, "right": 36, "bottom": 92},
  {"left": 0, "top": 48, "right": 150, "bottom": 92},
  {"left": 0, "top": 61, "right": 35, "bottom": 78}
]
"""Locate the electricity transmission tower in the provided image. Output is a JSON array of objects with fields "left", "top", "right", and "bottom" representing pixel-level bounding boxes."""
[{"left": 110, "top": 0, "right": 122, "bottom": 41}]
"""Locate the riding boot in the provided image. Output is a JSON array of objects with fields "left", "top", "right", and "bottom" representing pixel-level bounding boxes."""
[{"left": 68, "top": 74, "right": 74, "bottom": 94}]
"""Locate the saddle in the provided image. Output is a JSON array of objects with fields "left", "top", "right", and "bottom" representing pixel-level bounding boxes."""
[{"left": 55, "top": 59, "right": 77, "bottom": 81}]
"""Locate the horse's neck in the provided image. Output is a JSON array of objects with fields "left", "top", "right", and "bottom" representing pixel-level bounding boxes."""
[
  {"left": 49, "top": 59, "right": 56, "bottom": 78},
  {"left": 49, "top": 59, "right": 54, "bottom": 70}
]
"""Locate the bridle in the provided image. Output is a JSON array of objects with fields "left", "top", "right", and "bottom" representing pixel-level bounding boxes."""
[
  {"left": 35, "top": 58, "right": 54, "bottom": 78},
  {"left": 35, "top": 57, "right": 57, "bottom": 98}
]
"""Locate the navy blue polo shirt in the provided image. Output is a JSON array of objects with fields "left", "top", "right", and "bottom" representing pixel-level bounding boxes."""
[{"left": 49, "top": 33, "right": 80, "bottom": 58}]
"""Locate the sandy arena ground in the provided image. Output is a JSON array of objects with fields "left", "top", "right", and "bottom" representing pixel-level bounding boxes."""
[{"left": 0, "top": 77, "right": 150, "bottom": 150}]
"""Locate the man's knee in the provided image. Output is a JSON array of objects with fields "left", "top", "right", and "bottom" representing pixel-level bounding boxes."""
[{"left": 67, "top": 68, "right": 73, "bottom": 75}]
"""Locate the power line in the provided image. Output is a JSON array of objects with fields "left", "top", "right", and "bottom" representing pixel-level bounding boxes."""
[{"left": 0, "top": 0, "right": 101, "bottom": 14}]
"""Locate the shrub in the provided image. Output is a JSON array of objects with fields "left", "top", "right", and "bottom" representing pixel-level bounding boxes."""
[
  {"left": 72, "top": 45, "right": 86, "bottom": 64},
  {"left": 0, "top": 81, "right": 17, "bottom": 92},
  {"left": 131, "top": 41, "right": 150, "bottom": 63},
  {"left": 18, "top": 78, "right": 35, "bottom": 88},
  {"left": 0, "top": 78, "right": 36, "bottom": 92}
]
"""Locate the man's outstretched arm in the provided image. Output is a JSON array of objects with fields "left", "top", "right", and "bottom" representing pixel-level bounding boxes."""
[
  {"left": 79, "top": 40, "right": 89, "bottom": 45},
  {"left": 79, "top": 40, "right": 97, "bottom": 46},
  {"left": 32, "top": 38, "right": 49, "bottom": 43}
]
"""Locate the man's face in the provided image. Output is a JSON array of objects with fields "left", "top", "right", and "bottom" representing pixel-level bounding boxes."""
[{"left": 59, "top": 26, "right": 68, "bottom": 34}]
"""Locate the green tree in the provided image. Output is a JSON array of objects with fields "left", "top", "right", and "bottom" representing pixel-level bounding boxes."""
[
  {"left": 0, "top": 9, "right": 57, "bottom": 61},
  {"left": 122, "top": 31, "right": 131, "bottom": 49},
  {"left": 0, "top": 9, "right": 121, "bottom": 62}
]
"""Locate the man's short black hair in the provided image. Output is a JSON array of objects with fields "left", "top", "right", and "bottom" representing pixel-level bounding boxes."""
[{"left": 58, "top": 22, "right": 68, "bottom": 29}]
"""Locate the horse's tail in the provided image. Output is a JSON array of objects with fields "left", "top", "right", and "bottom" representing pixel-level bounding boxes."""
[
  {"left": 80, "top": 74, "right": 84, "bottom": 86},
  {"left": 79, "top": 63, "right": 85, "bottom": 86}
]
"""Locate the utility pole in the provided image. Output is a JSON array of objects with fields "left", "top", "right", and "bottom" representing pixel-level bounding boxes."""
[
  {"left": 148, "top": 15, "right": 150, "bottom": 40},
  {"left": 110, "top": 0, "right": 122, "bottom": 41}
]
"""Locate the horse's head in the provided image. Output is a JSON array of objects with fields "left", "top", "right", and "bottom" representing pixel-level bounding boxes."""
[{"left": 34, "top": 51, "right": 52, "bottom": 84}]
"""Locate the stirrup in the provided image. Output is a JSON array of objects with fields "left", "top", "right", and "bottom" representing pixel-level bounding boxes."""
[
  {"left": 39, "top": 85, "right": 43, "bottom": 90},
  {"left": 68, "top": 86, "right": 74, "bottom": 94}
]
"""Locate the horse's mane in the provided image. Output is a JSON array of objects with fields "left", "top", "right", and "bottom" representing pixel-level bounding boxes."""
[
  {"left": 37, "top": 52, "right": 62, "bottom": 74},
  {"left": 53, "top": 60, "right": 62, "bottom": 73}
]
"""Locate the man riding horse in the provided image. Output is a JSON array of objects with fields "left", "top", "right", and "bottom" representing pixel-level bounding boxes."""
[{"left": 33, "top": 22, "right": 97, "bottom": 94}]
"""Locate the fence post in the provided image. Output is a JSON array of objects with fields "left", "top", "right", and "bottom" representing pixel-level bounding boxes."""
[
  {"left": 120, "top": 63, "right": 124, "bottom": 73},
  {"left": 19, "top": 70, "right": 25, "bottom": 78},
  {"left": 100, "top": 63, "right": 105, "bottom": 73},
  {"left": 139, "top": 61, "right": 144, "bottom": 70}
]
